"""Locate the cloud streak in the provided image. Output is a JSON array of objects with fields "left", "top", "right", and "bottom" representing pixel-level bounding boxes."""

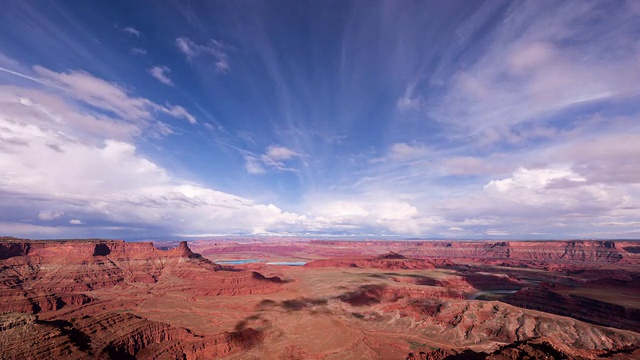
[
  {"left": 176, "top": 37, "right": 230, "bottom": 73},
  {"left": 148, "top": 66, "right": 174, "bottom": 86}
]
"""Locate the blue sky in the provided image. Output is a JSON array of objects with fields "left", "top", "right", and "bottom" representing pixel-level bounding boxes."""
[{"left": 1, "top": 0, "right": 639, "bottom": 239}]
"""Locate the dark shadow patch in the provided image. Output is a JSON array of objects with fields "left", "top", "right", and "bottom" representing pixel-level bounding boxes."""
[
  {"left": 251, "top": 271, "right": 290, "bottom": 283},
  {"left": 280, "top": 297, "right": 328, "bottom": 311},
  {"left": 367, "top": 274, "right": 387, "bottom": 279},
  {"left": 623, "top": 246, "right": 640, "bottom": 254},
  {"left": 458, "top": 272, "right": 523, "bottom": 291},
  {"left": 37, "top": 319, "right": 92, "bottom": 353},
  {"left": 105, "top": 346, "right": 135, "bottom": 360},
  {"left": 256, "top": 299, "right": 277, "bottom": 310},
  {"left": 226, "top": 327, "right": 263, "bottom": 350},
  {"left": 93, "top": 243, "right": 111, "bottom": 256},
  {"left": 216, "top": 265, "right": 243, "bottom": 272},
  {"left": 234, "top": 314, "right": 261, "bottom": 331},
  {"left": 337, "top": 284, "right": 386, "bottom": 306},
  {"left": 281, "top": 299, "right": 306, "bottom": 311}
]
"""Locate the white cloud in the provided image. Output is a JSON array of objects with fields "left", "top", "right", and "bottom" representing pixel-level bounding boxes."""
[
  {"left": 38, "top": 210, "right": 63, "bottom": 220},
  {"left": 306, "top": 196, "right": 442, "bottom": 235},
  {"left": 161, "top": 105, "right": 197, "bottom": 124},
  {"left": 30, "top": 65, "right": 196, "bottom": 126},
  {"left": 484, "top": 167, "right": 586, "bottom": 195},
  {"left": 148, "top": 66, "right": 174, "bottom": 86},
  {"left": 264, "top": 145, "right": 298, "bottom": 161},
  {"left": 430, "top": 1, "right": 640, "bottom": 143},
  {"left": 388, "top": 142, "right": 428, "bottom": 161},
  {"left": 123, "top": 26, "right": 141, "bottom": 37},
  {"left": 370, "top": 143, "right": 429, "bottom": 164},
  {"left": 0, "top": 63, "right": 318, "bottom": 237},
  {"left": 243, "top": 155, "right": 266, "bottom": 175},
  {"left": 1, "top": 85, "right": 139, "bottom": 142},
  {"left": 0, "top": 107, "right": 310, "bottom": 236},
  {"left": 554, "top": 132, "right": 640, "bottom": 185},
  {"left": 243, "top": 145, "right": 302, "bottom": 175},
  {"left": 397, "top": 94, "right": 423, "bottom": 112},
  {"left": 175, "top": 37, "right": 230, "bottom": 73}
]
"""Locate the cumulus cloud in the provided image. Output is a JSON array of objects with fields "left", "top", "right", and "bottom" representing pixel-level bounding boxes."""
[
  {"left": 307, "top": 197, "right": 442, "bottom": 235},
  {"left": 0, "top": 62, "right": 314, "bottom": 238},
  {"left": 484, "top": 167, "right": 586, "bottom": 196},
  {"left": 426, "top": 165, "right": 633, "bottom": 236},
  {"left": 148, "top": 66, "right": 174, "bottom": 86},
  {"left": 0, "top": 104, "right": 309, "bottom": 237},
  {"left": 176, "top": 37, "right": 230, "bottom": 73}
]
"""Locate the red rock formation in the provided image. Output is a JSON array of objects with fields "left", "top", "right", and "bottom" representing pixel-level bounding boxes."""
[
  {"left": 0, "top": 311, "right": 264, "bottom": 360},
  {"left": 0, "top": 238, "right": 283, "bottom": 314},
  {"left": 501, "top": 279, "right": 640, "bottom": 333},
  {"left": 192, "top": 239, "right": 640, "bottom": 268},
  {"left": 394, "top": 300, "right": 640, "bottom": 359},
  {"left": 305, "top": 253, "right": 437, "bottom": 269}
]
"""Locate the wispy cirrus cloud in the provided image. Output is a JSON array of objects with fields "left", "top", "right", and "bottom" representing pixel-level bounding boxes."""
[
  {"left": 175, "top": 37, "right": 230, "bottom": 73},
  {"left": 243, "top": 145, "right": 303, "bottom": 175},
  {"left": 122, "top": 26, "right": 141, "bottom": 37},
  {"left": 130, "top": 48, "right": 147, "bottom": 55},
  {"left": 427, "top": 1, "right": 640, "bottom": 144}
]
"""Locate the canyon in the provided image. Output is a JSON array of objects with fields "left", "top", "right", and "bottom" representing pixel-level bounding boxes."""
[{"left": 1, "top": 237, "right": 639, "bottom": 359}]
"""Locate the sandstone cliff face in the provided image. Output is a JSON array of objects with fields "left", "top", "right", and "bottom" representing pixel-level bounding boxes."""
[
  {"left": 195, "top": 239, "right": 640, "bottom": 267},
  {"left": 0, "top": 238, "right": 282, "bottom": 359},
  {"left": 0, "top": 311, "right": 264, "bottom": 360},
  {"left": 308, "top": 239, "right": 631, "bottom": 264},
  {"left": 386, "top": 299, "right": 640, "bottom": 359},
  {"left": 0, "top": 239, "right": 283, "bottom": 314},
  {"left": 305, "top": 257, "right": 437, "bottom": 270},
  {"left": 305, "top": 252, "right": 440, "bottom": 269},
  {"left": 501, "top": 280, "right": 640, "bottom": 333}
]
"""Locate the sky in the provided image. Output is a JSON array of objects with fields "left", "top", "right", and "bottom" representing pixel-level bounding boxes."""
[{"left": 0, "top": 0, "right": 639, "bottom": 240}]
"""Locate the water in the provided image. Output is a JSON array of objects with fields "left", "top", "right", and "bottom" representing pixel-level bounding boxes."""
[
  {"left": 215, "top": 259, "right": 264, "bottom": 265},
  {"left": 469, "top": 289, "right": 518, "bottom": 300},
  {"left": 214, "top": 259, "right": 307, "bottom": 266},
  {"left": 265, "top": 261, "right": 307, "bottom": 266}
]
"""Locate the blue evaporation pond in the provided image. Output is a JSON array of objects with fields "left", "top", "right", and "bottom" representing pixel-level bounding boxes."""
[
  {"left": 214, "top": 259, "right": 264, "bottom": 265},
  {"left": 265, "top": 261, "right": 307, "bottom": 266}
]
